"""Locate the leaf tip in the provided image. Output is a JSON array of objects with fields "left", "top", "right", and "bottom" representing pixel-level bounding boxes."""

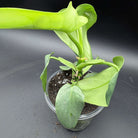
[
  {"left": 113, "top": 56, "right": 124, "bottom": 70},
  {"left": 68, "top": 1, "right": 73, "bottom": 7}
]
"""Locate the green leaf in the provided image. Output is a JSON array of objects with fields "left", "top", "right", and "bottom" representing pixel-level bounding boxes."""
[
  {"left": 106, "top": 72, "right": 118, "bottom": 105},
  {"left": 76, "top": 4, "right": 97, "bottom": 31},
  {"left": 77, "top": 59, "right": 119, "bottom": 71},
  {"left": 0, "top": 2, "right": 87, "bottom": 32},
  {"left": 60, "top": 61, "right": 78, "bottom": 71},
  {"left": 54, "top": 30, "right": 80, "bottom": 56},
  {"left": 76, "top": 4, "right": 97, "bottom": 59},
  {"left": 77, "top": 56, "right": 124, "bottom": 107},
  {"left": 59, "top": 65, "right": 71, "bottom": 71},
  {"left": 55, "top": 84, "right": 84, "bottom": 129},
  {"left": 40, "top": 53, "right": 77, "bottom": 92},
  {"left": 40, "top": 53, "right": 53, "bottom": 92},
  {"left": 54, "top": 3, "right": 97, "bottom": 61},
  {"left": 113, "top": 56, "right": 124, "bottom": 70},
  {"left": 84, "top": 72, "right": 97, "bottom": 78},
  {"left": 51, "top": 56, "right": 76, "bottom": 71}
]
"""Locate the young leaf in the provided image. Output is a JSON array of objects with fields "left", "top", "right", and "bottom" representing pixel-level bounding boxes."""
[
  {"left": 59, "top": 61, "right": 78, "bottom": 71},
  {"left": 40, "top": 53, "right": 53, "bottom": 92},
  {"left": 55, "top": 84, "right": 84, "bottom": 129},
  {"left": 84, "top": 72, "right": 97, "bottom": 78},
  {"left": 54, "top": 4, "right": 97, "bottom": 60},
  {"left": 77, "top": 56, "right": 124, "bottom": 107},
  {"left": 0, "top": 2, "right": 87, "bottom": 32},
  {"left": 76, "top": 4, "right": 97, "bottom": 31},
  {"left": 113, "top": 56, "right": 124, "bottom": 69},
  {"left": 76, "top": 4, "right": 97, "bottom": 59},
  {"left": 51, "top": 56, "right": 76, "bottom": 71},
  {"left": 40, "top": 53, "right": 77, "bottom": 92},
  {"left": 54, "top": 30, "right": 80, "bottom": 56}
]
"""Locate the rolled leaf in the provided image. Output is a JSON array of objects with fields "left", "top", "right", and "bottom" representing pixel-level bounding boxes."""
[{"left": 76, "top": 4, "right": 97, "bottom": 31}]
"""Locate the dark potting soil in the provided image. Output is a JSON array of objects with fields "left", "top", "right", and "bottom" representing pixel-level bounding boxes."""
[{"left": 48, "top": 70, "right": 98, "bottom": 115}]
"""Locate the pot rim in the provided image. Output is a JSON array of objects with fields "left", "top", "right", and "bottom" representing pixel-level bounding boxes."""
[{"left": 45, "top": 70, "right": 104, "bottom": 120}]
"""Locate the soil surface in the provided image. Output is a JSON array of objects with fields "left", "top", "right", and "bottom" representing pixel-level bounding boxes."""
[{"left": 48, "top": 70, "right": 98, "bottom": 114}]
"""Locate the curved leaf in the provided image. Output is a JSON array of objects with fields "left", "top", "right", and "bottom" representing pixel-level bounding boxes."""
[
  {"left": 54, "top": 3, "right": 97, "bottom": 61},
  {"left": 54, "top": 30, "right": 79, "bottom": 55},
  {"left": 113, "top": 56, "right": 124, "bottom": 70},
  {"left": 59, "top": 65, "right": 71, "bottom": 71},
  {"left": 77, "top": 59, "right": 119, "bottom": 71},
  {"left": 0, "top": 2, "right": 87, "bottom": 32},
  {"left": 40, "top": 53, "right": 76, "bottom": 92},
  {"left": 51, "top": 56, "right": 76, "bottom": 71},
  {"left": 77, "top": 56, "right": 124, "bottom": 107},
  {"left": 40, "top": 53, "right": 53, "bottom": 92},
  {"left": 55, "top": 84, "right": 84, "bottom": 129},
  {"left": 76, "top": 4, "right": 97, "bottom": 60},
  {"left": 76, "top": 4, "right": 97, "bottom": 31},
  {"left": 60, "top": 61, "right": 78, "bottom": 71}
]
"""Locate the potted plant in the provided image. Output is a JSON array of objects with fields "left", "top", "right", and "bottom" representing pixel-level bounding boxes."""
[{"left": 0, "top": 2, "right": 124, "bottom": 131}]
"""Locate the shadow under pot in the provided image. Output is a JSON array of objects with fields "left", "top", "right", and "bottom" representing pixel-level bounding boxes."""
[{"left": 44, "top": 70, "right": 104, "bottom": 131}]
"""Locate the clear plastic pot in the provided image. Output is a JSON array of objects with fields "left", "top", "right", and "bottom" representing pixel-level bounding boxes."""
[{"left": 44, "top": 70, "right": 104, "bottom": 131}]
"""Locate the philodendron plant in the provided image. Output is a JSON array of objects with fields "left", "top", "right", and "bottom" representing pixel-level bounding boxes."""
[{"left": 0, "top": 2, "right": 124, "bottom": 129}]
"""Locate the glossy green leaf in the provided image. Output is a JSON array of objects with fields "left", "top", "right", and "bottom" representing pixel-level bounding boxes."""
[
  {"left": 55, "top": 84, "right": 84, "bottom": 129},
  {"left": 0, "top": 2, "right": 87, "bottom": 32},
  {"left": 77, "top": 56, "right": 124, "bottom": 107},
  {"left": 40, "top": 53, "right": 53, "bottom": 92},
  {"left": 54, "top": 4, "right": 97, "bottom": 61}
]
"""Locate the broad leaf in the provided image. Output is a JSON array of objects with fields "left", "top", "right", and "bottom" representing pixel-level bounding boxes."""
[
  {"left": 40, "top": 53, "right": 53, "bottom": 92},
  {"left": 84, "top": 72, "right": 97, "bottom": 78},
  {"left": 77, "top": 56, "right": 124, "bottom": 107},
  {"left": 0, "top": 2, "right": 87, "bottom": 32},
  {"left": 55, "top": 84, "right": 84, "bottom": 129},
  {"left": 106, "top": 72, "right": 118, "bottom": 105}
]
